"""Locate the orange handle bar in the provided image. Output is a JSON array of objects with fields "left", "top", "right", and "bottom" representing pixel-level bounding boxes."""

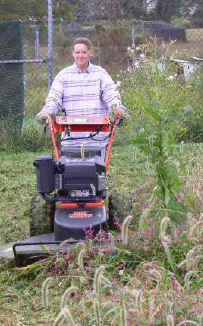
[
  {"left": 46, "top": 114, "right": 60, "bottom": 160},
  {"left": 46, "top": 113, "right": 120, "bottom": 166}
]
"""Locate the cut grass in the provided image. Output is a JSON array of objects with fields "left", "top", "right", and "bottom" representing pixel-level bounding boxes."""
[
  {"left": 0, "top": 151, "right": 37, "bottom": 243},
  {"left": 186, "top": 28, "right": 203, "bottom": 42}
]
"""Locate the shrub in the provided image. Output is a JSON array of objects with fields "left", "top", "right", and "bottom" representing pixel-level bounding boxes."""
[{"left": 171, "top": 16, "right": 192, "bottom": 29}]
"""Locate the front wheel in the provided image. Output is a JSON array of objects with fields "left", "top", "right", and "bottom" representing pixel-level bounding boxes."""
[
  {"left": 30, "top": 193, "right": 55, "bottom": 237},
  {"left": 108, "top": 190, "right": 133, "bottom": 230}
]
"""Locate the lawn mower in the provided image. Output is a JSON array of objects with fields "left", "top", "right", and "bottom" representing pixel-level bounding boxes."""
[{"left": 0, "top": 112, "right": 132, "bottom": 266}]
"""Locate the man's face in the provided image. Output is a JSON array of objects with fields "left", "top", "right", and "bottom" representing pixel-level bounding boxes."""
[{"left": 72, "top": 43, "right": 92, "bottom": 71}]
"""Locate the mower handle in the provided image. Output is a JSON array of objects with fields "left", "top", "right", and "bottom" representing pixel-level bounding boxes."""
[{"left": 45, "top": 113, "right": 121, "bottom": 165}]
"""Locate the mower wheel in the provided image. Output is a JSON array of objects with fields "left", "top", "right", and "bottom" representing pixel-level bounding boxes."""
[
  {"left": 30, "top": 194, "right": 55, "bottom": 236},
  {"left": 108, "top": 190, "right": 133, "bottom": 230}
]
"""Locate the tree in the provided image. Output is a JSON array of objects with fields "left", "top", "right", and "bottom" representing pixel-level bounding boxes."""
[
  {"left": 53, "top": 0, "right": 75, "bottom": 22},
  {"left": 151, "top": 0, "right": 203, "bottom": 24},
  {"left": 191, "top": 0, "right": 203, "bottom": 27},
  {"left": 153, "top": 0, "right": 183, "bottom": 22},
  {"left": 0, "top": 0, "right": 46, "bottom": 21},
  {"left": 120, "top": 0, "right": 146, "bottom": 19},
  {"left": 0, "top": 0, "right": 74, "bottom": 22}
]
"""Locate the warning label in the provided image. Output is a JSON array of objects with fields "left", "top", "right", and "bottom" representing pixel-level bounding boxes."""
[{"left": 68, "top": 211, "right": 93, "bottom": 219}]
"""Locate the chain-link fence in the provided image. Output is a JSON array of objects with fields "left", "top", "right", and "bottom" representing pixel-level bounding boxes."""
[
  {"left": 0, "top": 0, "right": 203, "bottom": 129},
  {"left": 0, "top": 20, "right": 49, "bottom": 128},
  {"left": 23, "top": 22, "right": 50, "bottom": 119},
  {"left": 0, "top": 21, "right": 24, "bottom": 128}
]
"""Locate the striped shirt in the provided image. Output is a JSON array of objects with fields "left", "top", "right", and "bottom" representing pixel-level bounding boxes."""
[
  {"left": 37, "top": 62, "right": 122, "bottom": 149},
  {"left": 38, "top": 62, "right": 121, "bottom": 117}
]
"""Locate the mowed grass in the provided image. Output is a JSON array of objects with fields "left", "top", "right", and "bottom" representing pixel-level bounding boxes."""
[
  {"left": 186, "top": 28, "right": 203, "bottom": 42},
  {"left": 0, "top": 151, "right": 37, "bottom": 244}
]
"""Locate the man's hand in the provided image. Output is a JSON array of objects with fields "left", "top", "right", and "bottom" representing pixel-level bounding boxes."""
[
  {"left": 114, "top": 106, "right": 130, "bottom": 127},
  {"left": 115, "top": 106, "right": 130, "bottom": 120},
  {"left": 36, "top": 113, "right": 48, "bottom": 124}
]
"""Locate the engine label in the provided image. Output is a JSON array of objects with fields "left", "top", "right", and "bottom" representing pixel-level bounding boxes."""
[{"left": 68, "top": 211, "right": 93, "bottom": 219}]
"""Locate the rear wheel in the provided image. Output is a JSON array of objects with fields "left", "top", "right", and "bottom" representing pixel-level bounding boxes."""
[
  {"left": 30, "top": 193, "right": 55, "bottom": 237},
  {"left": 108, "top": 190, "right": 133, "bottom": 230}
]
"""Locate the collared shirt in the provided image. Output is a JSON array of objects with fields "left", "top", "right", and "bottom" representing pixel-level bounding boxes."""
[{"left": 39, "top": 62, "right": 121, "bottom": 117}]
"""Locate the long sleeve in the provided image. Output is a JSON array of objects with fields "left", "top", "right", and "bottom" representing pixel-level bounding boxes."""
[
  {"left": 37, "top": 72, "right": 64, "bottom": 117},
  {"left": 100, "top": 70, "right": 122, "bottom": 113}
]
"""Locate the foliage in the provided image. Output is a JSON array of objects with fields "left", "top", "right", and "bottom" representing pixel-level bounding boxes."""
[
  {"left": 150, "top": 0, "right": 203, "bottom": 27},
  {"left": 191, "top": 1, "right": 203, "bottom": 28},
  {"left": 151, "top": 0, "right": 183, "bottom": 22},
  {"left": 180, "top": 67, "right": 203, "bottom": 142},
  {"left": 121, "top": 64, "right": 189, "bottom": 226},
  {"left": 171, "top": 16, "right": 192, "bottom": 28},
  {"left": 0, "top": 0, "right": 203, "bottom": 30},
  {"left": 0, "top": 0, "right": 74, "bottom": 22}
]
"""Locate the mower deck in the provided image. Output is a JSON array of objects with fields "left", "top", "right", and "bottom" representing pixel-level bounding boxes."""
[{"left": 0, "top": 233, "right": 78, "bottom": 266}]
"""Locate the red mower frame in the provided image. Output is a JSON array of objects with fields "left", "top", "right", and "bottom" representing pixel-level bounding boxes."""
[
  {"left": 46, "top": 112, "right": 122, "bottom": 210},
  {"left": 47, "top": 113, "right": 121, "bottom": 171}
]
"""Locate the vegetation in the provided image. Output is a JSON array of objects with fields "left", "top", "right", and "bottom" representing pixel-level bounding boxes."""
[
  {"left": 0, "top": 0, "right": 74, "bottom": 22},
  {"left": 1, "top": 0, "right": 203, "bottom": 29}
]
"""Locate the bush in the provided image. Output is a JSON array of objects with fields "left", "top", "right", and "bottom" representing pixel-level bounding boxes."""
[
  {"left": 121, "top": 60, "right": 203, "bottom": 143},
  {"left": 171, "top": 16, "right": 192, "bottom": 29}
]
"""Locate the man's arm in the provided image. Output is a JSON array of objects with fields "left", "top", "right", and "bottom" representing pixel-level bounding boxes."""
[
  {"left": 100, "top": 69, "right": 129, "bottom": 119},
  {"left": 100, "top": 70, "right": 121, "bottom": 110},
  {"left": 36, "top": 72, "right": 64, "bottom": 122}
]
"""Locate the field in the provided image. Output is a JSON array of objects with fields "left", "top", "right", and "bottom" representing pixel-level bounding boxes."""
[
  {"left": 0, "top": 30, "right": 203, "bottom": 325},
  {"left": 0, "top": 139, "right": 203, "bottom": 325}
]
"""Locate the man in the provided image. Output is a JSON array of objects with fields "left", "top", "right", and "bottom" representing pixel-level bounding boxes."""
[{"left": 37, "top": 37, "right": 126, "bottom": 157}]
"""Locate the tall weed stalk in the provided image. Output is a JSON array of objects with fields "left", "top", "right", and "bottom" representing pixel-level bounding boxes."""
[{"left": 122, "top": 65, "right": 188, "bottom": 227}]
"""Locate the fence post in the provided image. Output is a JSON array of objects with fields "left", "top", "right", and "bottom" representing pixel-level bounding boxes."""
[
  {"left": 131, "top": 24, "right": 135, "bottom": 47},
  {"left": 34, "top": 24, "right": 40, "bottom": 58},
  {"left": 48, "top": 0, "right": 54, "bottom": 89}
]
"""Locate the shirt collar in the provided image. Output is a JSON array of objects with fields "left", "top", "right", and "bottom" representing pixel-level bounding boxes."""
[{"left": 73, "top": 62, "right": 92, "bottom": 73}]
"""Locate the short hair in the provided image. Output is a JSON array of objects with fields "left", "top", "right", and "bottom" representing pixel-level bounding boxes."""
[{"left": 72, "top": 37, "right": 93, "bottom": 51}]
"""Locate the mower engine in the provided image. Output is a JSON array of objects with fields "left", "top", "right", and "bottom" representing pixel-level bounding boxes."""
[{"left": 34, "top": 155, "right": 107, "bottom": 202}]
